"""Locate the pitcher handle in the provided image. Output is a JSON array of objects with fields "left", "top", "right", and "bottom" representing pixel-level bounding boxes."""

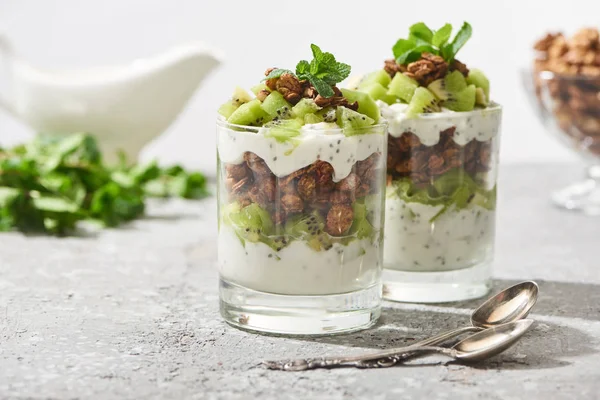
[{"left": 0, "top": 33, "right": 16, "bottom": 116}]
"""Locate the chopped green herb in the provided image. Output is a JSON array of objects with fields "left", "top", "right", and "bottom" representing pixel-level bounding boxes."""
[{"left": 0, "top": 133, "right": 209, "bottom": 235}]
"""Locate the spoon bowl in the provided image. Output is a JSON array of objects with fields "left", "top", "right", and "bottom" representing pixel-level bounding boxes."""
[
  {"left": 471, "top": 281, "right": 539, "bottom": 328},
  {"left": 453, "top": 319, "right": 534, "bottom": 362}
]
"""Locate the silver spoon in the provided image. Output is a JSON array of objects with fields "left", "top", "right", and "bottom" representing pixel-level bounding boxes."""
[
  {"left": 263, "top": 281, "right": 538, "bottom": 370},
  {"left": 415, "top": 280, "right": 539, "bottom": 347},
  {"left": 264, "top": 319, "right": 534, "bottom": 371}
]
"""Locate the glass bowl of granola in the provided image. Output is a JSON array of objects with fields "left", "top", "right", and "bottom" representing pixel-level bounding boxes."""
[
  {"left": 216, "top": 45, "right": 387, "bottom": 335},
  {"left": 526, "top": 28, "right": 600, "bottom": 215},
  {"left": 352, "top": 22, "right": 502, "bottom": 303}
]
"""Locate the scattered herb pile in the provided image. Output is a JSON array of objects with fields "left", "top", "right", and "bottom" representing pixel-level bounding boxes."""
[{"left": 0, "top": 134, "right": 208, "bottom": 235}]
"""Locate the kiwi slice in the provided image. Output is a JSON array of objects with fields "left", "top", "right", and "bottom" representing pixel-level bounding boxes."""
[
  {"left": 347, "top": 203, "right": 374, "bottom": 240},
  {"left": 387, "top": 73, "right": 419, "bottom": 103},
  {"left": 264, "top": 119, "right": 303, "bottom": 143},
  {"left": 427, "top": 71, "right": 467, "bottom": 101},
  {"left": 225, "top": 202, "right": 274, "bottom": 243},
  {"left": 336, "top": 107, "right": 375, "bottom": 133},
  {"left": 475, "top": 87, "right": 489, "bottom": 107},
  {"left": 405, "top": 87, "right": 441, "bottom": 118},
  {"left": 218, "top": 87, "right": 254, "bottom": 118},
  {"left": 444, "top": 85, "right": 477, "bottom": 112},
  {"left": 292, "top": 98, "right": 321, "bottom": 118},
  {"left": 466, "top": 69, "right": 490, "bottom": 101},
  {"left": 317, "top": 107, "right": 337, "bottom": 123},
  {"left": 251, "top": 83, "right": 270, "bottom": 96},
  {"left": 304, "top": 113, "right": 324, "bottom": 124},
  {"left": 358, "top": 69, "right": 392, "bottom": 89},
  {"left": 284, "top": 212, "right": 333, "bottom": 251},
  {"left": 340, "top": 89, "right": 380, "bottom": 123},
  {"left": 360, "top": 83, "right": 397, "bottom": 105},
  {"left": 227, "top": 99, "right": 270, "bottom": 126},
  {"left": 260, "top": 91, "right": 293, "bottom": 120}
]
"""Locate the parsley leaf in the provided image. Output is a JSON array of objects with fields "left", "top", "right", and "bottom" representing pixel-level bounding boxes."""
[{"left": 0, "top": 134, "right": 209, "bottom": 235}]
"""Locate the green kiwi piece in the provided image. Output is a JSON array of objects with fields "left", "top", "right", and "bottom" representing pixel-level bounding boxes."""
[
  {"left": 427, "top": 71, "right": 467, "bottom": 101},
  {"left": 475, "top": 87, "right": 489, "bottom": 106},
  {"left": 264, "top": 119, "right": 303, "bottom": 143},
  {"left": 218, "top": 87, "right": 254, "bottom": 118},
  {"left": 348, "top": 202, "right": 374, "bottom": 240},
  {"left": 360, "top": 83, "right": 397, "bottom": 105},
  {"left": 336, "top": 107, "right": 375, "bottom": 133},
  {"left": 316, "top": 107, "right": 338, "bottom": 123},
  {"left": 251, "top": 83, "right": 270, "bottom": 96},
  {"left": 444, "top": 84, "right": 476, "bottom": 112},
  {"left": 260, "top": 91, "right": 293, "bottom": 119},
  {"left": 405, "top": 87, "right": 441, "bottom": 118},
  {"left": 292, "top": 98, "right": 321, "bottom": 118},
  {"left": 386, "top": 73, "right": 419, "bottom": 103},
  {"left": 358, "top": 70, "right": 392, "bottom": 89},
  {"left": 340, "top": 89, "right": 380, "bottom": 122},
  {"left": 284, "top": 212, "right": 333, "bottom": 251},
  {"left": 227, "top": 99, "right": 270, "bottom": 126},
  {"left": 466, "top": 69, "right": 490, "bottom": 100},
  {"left": 217, "top": 103, "right": 238, "bottom": 119},
  {"left": 230, "top": 203, "right": 274, "bottom": 242},
  {"left": 304, "top": 113, "right": 324, "bottom": 124}
]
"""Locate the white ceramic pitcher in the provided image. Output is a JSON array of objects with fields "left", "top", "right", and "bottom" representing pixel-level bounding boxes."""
[{"left": 0, "top": 35, "right": 221, "bottom": 162}]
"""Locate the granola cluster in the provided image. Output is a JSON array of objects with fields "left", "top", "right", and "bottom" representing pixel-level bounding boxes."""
[
  {"left": 534, "top": 28, "right": 600, "bottom": 76},
  {"left": 224, "top": 153, "right": 382, "bottom": 237},
  {"left": 263, "top": 68, "right": 359, "bottom": 110},
  {"left": 387, "top": 128, "right": 491, "bottom": 187},
  {"left": 533, "top": 28, "right": 600, "bottom": 156},
  {"left": 384, "top": 53, "right": 470, "bottom": 86}
]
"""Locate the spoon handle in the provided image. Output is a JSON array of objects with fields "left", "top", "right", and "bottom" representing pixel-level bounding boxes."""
[
  {"left": 263, "top": 326, "right": 480, "bottom": 371},
  {"left": 263, "top": 346, "right": 455, "bottom": 371},
  {"left": 358, "top": 326, "right": 483, "bottom": 368}
]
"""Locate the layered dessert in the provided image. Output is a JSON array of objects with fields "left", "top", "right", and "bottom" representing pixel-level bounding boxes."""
[
  {"left": 352, "top": 22, "right": 501, "bottom": 275},
  {"left": 217, "top": 45, "right": 386, "bottom": 298}
]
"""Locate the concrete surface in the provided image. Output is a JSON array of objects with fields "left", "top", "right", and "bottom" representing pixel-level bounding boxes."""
[{"left": 0, "top": 164, "right": 599, "bottom": 400}]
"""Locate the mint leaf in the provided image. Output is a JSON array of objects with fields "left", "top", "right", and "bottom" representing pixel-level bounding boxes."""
[
  {"left": 397, "top": 45, "right": 437, "bottom": 64},
  {"left": 409, "top": 22, "right": 433, "bottom": 43},
  {"left": 263, "top": 68, "right": 293, "bottom": 82},
  {"left": 393, "top": 38, "right": 416, "bottom": 60},
  {"left": 432, "top": 23, "right": 452, "bottom": 47},
  {"left": 306, "top": 74, "right": 334, "bottom": 97},
  {"left": 296, "top": 60, "right": 310, "bottom": 75},
  {"left": 295, "top": 44, "right": 350, "bottom": 97},
  {"left": 445, "top": 22, "right": 472, "bottom": 61},
  {"left": 310, "top": 43, "right": 324, "bottom": 60}
]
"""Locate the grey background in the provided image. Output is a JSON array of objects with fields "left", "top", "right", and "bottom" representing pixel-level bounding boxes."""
[{"left": 0, "top": 164, "right": 599, "bottom": 399}]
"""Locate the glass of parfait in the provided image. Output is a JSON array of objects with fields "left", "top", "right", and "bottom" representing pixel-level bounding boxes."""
[
  {"left": 216, "top": 45, "right": 387, "bottom": 335},
  {"left": 355, "top": 22, "right": 502, "bottom": 302}
]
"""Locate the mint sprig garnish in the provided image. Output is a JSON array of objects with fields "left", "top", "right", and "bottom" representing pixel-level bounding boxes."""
[
  {"left": 393, "top": 22, "right": 472, "bottom": 64},
  {"left": 263, "top": 44, "right": 351, "bottom": 98}
]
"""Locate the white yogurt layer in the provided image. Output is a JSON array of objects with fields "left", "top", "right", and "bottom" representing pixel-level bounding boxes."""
[
  {"left": 218, "top": 225, "right": 382, "bottom": 295},
  {"left": 384, "top": 196, "right": 495, "bottom": 272},
  {"left": 377, "top": 101, "right": 502, "bottom": 146},
  {"left": 217, "top": 121, "right": 386, "bottom": 182}
]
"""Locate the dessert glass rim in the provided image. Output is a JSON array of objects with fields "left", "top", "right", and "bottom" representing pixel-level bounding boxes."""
[
  {"left": 534, "top": 69, "right": 600, "bottom": 82},
  {"left": 216, "top": 118, "right": 388, "bottom": 135},
  {"left": 406, "top": 102, "right": 502, "bottom": 120}
]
